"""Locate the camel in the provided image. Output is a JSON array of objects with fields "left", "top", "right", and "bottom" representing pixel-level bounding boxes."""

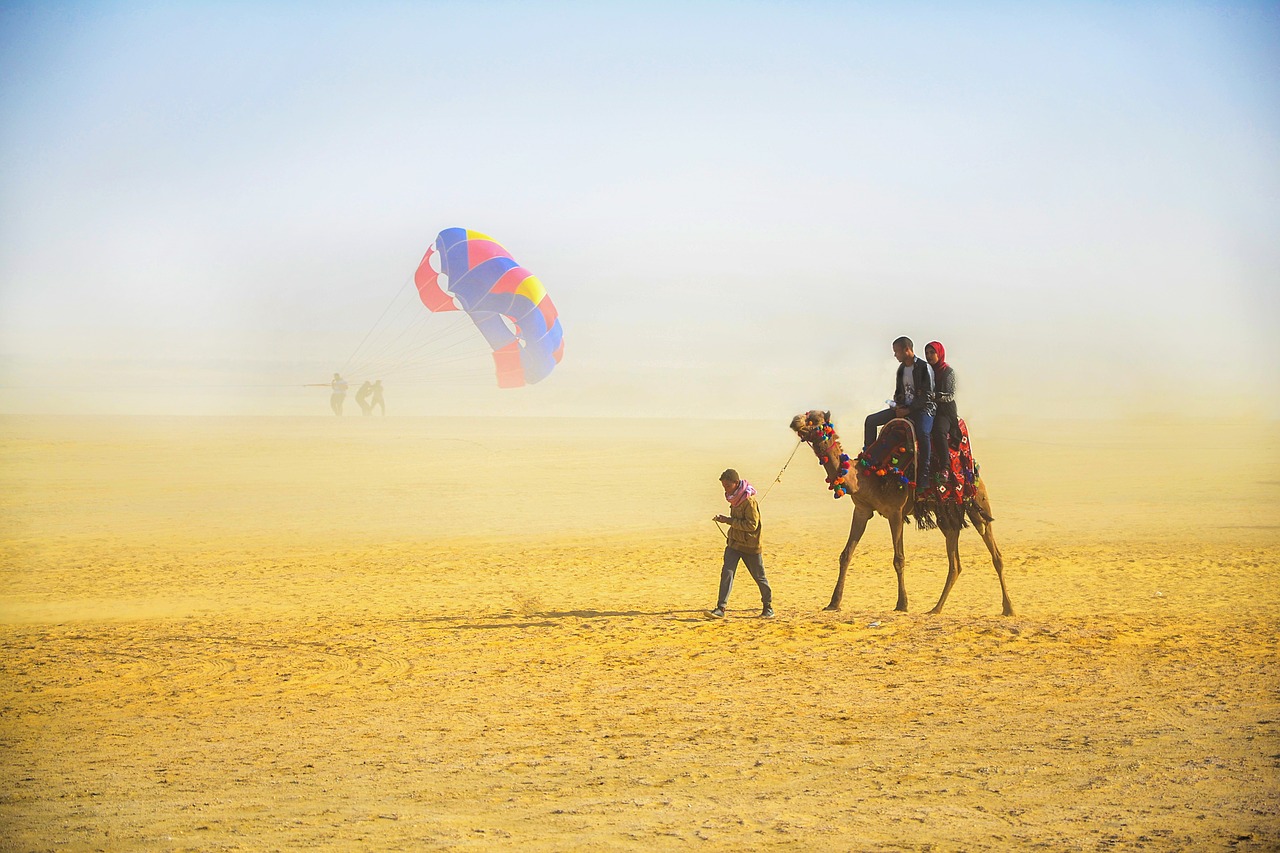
[{"left": 788, "top": 410, "right": 1014, "bottom": 616}]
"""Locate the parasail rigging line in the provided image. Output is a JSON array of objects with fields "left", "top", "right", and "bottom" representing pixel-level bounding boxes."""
[
  {"left": 354, "top": 309, "right": 471, "bottom": 367},
  {"left": 347, "top": 314, "right": 492, "bottom": 380},
  {"left": 341, "top": 272, "right": 415, "bottom": 374}
]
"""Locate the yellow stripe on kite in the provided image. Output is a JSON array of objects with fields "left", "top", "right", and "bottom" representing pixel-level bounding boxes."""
[{"left": 516, "top": 275, "right": 546, "bottom": 305}]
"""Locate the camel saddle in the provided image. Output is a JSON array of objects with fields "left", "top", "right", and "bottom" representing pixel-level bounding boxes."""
[
  {"left": 854, "top": 419, "right": 918, "bottom": 488},
  {"left": 855, "top": 417, "right": 981, "bottom": 529}
]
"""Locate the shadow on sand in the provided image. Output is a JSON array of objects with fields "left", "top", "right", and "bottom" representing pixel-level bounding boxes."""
[{"left": 406, "top": 609, "right": 710, "bottom": 630}]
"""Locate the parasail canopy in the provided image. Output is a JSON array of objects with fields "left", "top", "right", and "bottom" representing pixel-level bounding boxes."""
[{"left": 414, "top": 228, "right": 564, "bottom": 388}]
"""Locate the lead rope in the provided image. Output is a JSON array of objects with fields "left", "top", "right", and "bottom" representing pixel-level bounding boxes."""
[{"left": 761, "top": 438, "right": 802, "bottom": 502}]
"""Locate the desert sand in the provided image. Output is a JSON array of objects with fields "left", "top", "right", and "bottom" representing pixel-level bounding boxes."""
[{"left": 0, "top": 413, "right": 1277, "bottom": 851}]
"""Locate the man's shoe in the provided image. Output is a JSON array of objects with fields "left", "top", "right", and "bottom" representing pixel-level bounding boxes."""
[
  {"left": 708, "top": 607, "right": 725, "bottom": 618},
  {"left": 760, "top": 607, "right": 775, "bottom": 619}
]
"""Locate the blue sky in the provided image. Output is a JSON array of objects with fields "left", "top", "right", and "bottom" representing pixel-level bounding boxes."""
[{"left": 1, "top": 1, "right": 1276, "bottom": 418}]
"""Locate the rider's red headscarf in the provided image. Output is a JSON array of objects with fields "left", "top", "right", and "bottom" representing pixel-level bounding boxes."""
[{"left": 926, "top": 341, "right": 947, "bottom": 372}]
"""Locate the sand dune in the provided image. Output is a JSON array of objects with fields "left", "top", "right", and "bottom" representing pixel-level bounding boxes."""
[{"left": 1, "top": 415, "right": 1277, "bottom": 850}]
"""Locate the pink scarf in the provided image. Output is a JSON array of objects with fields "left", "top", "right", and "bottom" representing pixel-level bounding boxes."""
[{"left": 725, "top": 479, "right": 757, "bottom": 508}]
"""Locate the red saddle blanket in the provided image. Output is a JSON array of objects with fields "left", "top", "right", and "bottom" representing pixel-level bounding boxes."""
[{"left": 927, "top": 418, "right": 978, "bottom": 505}]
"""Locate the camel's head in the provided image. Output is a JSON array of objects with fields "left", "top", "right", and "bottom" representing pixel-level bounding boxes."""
[
  {"left": 791, "top": 410, "right": 855, "bottom": 498},
  {"left": 789, "top": 410, "right": 831, "bottom": 444}
]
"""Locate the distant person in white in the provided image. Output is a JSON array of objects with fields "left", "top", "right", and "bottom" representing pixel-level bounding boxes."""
[{"left": 330, "top": 373, "right": 349, "bottom": 416}]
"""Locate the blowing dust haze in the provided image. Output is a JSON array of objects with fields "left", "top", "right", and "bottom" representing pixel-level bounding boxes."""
[
  {"left": 1, "top": 4, "right": 1278, "bottom": 850},
  {"left": 0, "top": 3, "right": 1276, "bottom": 422}
]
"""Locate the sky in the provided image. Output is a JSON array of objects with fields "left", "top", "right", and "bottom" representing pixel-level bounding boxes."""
[{"left": 0, "top": 1, "right": 1277, "bottom": 421}]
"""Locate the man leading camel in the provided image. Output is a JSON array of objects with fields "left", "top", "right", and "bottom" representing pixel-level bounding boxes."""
[
  {"left": 709, "top": 469, "right": 773, "bottom": 619},
  {"left": 864, "top": 336, "right": 936, "bottom": 494}
]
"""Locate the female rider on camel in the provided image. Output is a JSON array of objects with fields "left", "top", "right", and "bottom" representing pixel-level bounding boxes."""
[{"left": 925, "top": 341, "right": 957, "bottom": 462}]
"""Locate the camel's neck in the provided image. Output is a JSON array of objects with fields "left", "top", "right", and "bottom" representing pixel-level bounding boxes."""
[
  {"left": 824, "top": 443, "right": 857, "bottom": 487},
  {"left": 804, "top": 426, "right": 858, "bottom": 498}
]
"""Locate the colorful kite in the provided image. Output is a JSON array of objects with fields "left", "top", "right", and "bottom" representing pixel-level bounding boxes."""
[{"left": 413, "top": 228, "right": 564, "bottom": 388}]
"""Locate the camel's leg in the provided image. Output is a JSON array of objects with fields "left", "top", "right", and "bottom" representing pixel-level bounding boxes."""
[
  {"left": 928, "top": 526, "right": 963, "bottom": 615},
  {"left": 826, "top": 503, "right": 874, "bottom": 611},
  {"left": 970, "top": 510, "right": 1014, "bottom": 616},
  {"left": 888, "top": 510, "right": 908, "bottom": 612}
]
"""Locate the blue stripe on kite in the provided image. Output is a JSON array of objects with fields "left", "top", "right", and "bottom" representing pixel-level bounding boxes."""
[
  {"left": 436, "top": 228, "right": 470, "bottom": 280},
  {"left": 469, "top": 291, "right": 546, "bottom": 332},
  {"left": 450, "top": 257, "right": 519, "bottom": 310},
  {"left": 524, "top": 318, "right": 563, "bottom": 351},
  {"left": 520, "top": 342, "right": 558, "bottom": 384},
  {"left": 471, "top": 290, "right": 518, "bottom": 319},
  {"left": 468, "top": 311, "right": 517, "bottom": 351}
]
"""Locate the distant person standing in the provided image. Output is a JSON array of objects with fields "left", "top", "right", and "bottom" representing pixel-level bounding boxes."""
[
  {"left": 370, "top": 380, "right": 385, "bottom": 415},
  {"left": 355, "top": 381, "right": 374, "bottom": 416},
  {"left": 709, "top": 468, "right": 773, "bottom": 619},
  {"left": 330, "top": 373, "right": 349, "bottom": 416}
]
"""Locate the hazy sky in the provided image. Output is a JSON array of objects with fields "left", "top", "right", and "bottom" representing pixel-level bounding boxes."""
[{"left": 1, "top": 1, "right": 1276, "bottom": 420}]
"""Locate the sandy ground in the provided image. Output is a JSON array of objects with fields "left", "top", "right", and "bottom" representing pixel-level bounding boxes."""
[{"left": 0, "top": 414, "right": 1277, "bottom": 851}]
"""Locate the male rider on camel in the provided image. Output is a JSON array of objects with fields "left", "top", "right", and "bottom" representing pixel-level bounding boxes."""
[{"left": 864, "top": 336, "right": 936, "bottom": 496}]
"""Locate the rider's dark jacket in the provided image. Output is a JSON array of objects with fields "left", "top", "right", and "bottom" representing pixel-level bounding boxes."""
[{"left": 894, "top": 357, "right": 937, "bottom": 417}]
